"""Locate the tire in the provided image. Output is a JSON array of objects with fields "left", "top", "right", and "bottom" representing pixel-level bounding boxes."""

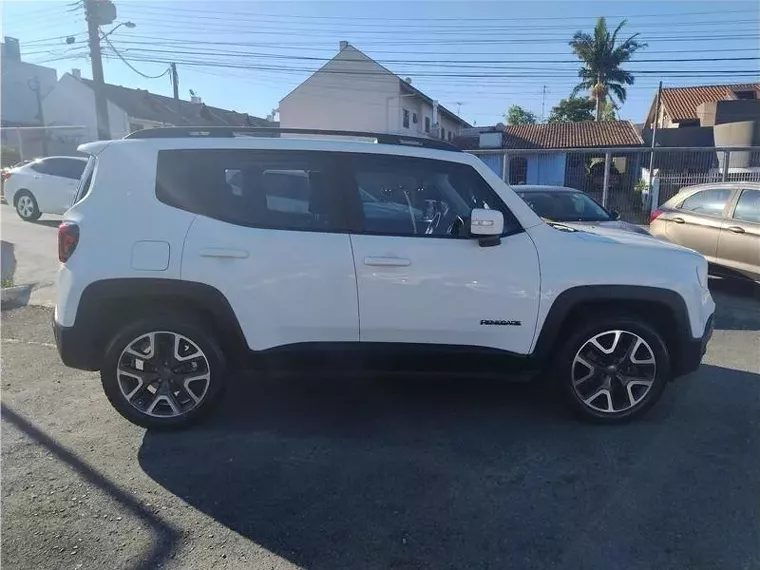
[
  {"left": 553, "top": 315, "right": 670, "bottom": 424},
  {"left": 100, "top": 313, "right": 227, "bottom": 429},
  {"left": 14, "top": 190, "right": 41, "bottom": 221}
]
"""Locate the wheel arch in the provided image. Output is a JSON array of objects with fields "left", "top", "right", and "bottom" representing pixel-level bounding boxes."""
[
  {"left": 532, "top": 285, "right": 692, "bottom": 374},
  {"left": 74, "top": 278, "right": 248, "bottom": 370}
]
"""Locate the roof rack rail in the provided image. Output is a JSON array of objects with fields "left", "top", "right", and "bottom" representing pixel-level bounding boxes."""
[{"left": 123, "top": 126, "right": 461, "bottom": 152}]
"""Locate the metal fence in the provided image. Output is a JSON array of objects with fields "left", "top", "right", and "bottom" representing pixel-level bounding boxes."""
[{"left": 470, "top": 146, "right": 760, "bottom": 224}]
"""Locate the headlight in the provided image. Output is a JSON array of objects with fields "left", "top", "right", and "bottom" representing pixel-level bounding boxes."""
[{"left": 696, "top": 263, "right": 708, "bottom": 288}]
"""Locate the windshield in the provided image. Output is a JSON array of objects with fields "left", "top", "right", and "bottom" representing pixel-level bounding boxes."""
[{"left": 518, "top": 190, "right": 611, "bottom": 222}]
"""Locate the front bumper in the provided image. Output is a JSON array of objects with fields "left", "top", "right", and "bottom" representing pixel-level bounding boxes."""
[
  {"left": 53, "top": 315, "right": 100, "bottom": 371},
  {"left": 674, "top": 314, "right": 714, "bottom": 378}
]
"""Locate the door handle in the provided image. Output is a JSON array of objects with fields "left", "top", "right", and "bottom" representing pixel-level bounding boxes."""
[
  {"left": 364, "top": 256, "right": 411, "bottom": 267},
  {"left": 199, "top": 248, "right": 249, "bottom": 259},
  {"left": 671, "top": 217, "right": 685, "bottom": 224},
  {"left": 727, "top": 226, "right": 745, "bottom": 234}
]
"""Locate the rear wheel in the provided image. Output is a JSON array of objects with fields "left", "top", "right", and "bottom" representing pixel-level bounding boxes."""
[
  {"left": 15, "top": 190, "right": 41, "bottom": 221},
  {"left": 554, "top": 316, "right": 670, "bottom": 424},
  {"left": 100, "top": 314, "right": 226, "bottom": 429}
]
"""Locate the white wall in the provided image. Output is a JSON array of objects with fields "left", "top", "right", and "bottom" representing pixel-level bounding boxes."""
[
  {"left": 279, "top": 45, "right": 402, "bottom": 133},
  {"left": 0, "top": 56, "right": 57, "bottom": 125},
  {"left": 42, "top": 74, "right": 129, "bottom": 142}
]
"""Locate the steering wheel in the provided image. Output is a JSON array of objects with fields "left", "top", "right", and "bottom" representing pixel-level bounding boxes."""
[{"left": 424, "top": 203, "right": 462, "bottom": 237}]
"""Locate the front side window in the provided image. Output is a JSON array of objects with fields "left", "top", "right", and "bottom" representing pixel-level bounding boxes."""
[
  {"left": 402, "top": 109, "right": 410, "bottom": 129},
  {"left": 733, "top": 189, "right": 760, "bottom": 223},
  {"left": 350, "top": 155, "right": 519, "bottom": 238},
  {"left": 679, "top": 188, "right": 732, "bottom": 216},
  {"left": 424, "top": 117, "right": 430, "bottom": 133},
  {"left": 156, "top": 150, "right": 347, "bottom": 232}
]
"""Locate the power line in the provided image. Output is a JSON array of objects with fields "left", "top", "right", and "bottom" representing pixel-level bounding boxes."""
[{"left": 100, "top": 35, "right": 171, "bottom": 79}]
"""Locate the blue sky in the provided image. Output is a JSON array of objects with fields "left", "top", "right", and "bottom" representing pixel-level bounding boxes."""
[{"left": 3, "top": 0, "right": 759, "bottom": 126}]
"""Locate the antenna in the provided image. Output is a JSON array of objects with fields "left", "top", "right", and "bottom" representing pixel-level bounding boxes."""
[{"left": 541, "top": 86, "right": 547, "bottom": 122}]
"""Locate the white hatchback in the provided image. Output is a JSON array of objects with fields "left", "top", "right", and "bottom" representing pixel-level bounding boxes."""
[{"left": 4, "top": 156, "right": 87, "bottom": 221}]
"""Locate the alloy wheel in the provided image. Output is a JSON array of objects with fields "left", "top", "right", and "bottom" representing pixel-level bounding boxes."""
[
  {"left": 571, "top": 329, "right": 657, "bottom": 415},
  {"left": 116, "top": 331, "right": 211, "bottom": 418},
  {"left": 16, "top": 195, "right": 34, "bottom": 218}
]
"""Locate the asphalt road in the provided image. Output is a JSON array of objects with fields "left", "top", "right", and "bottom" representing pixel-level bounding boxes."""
[
  {"left": 1, "top": 204, "right": 62, "bottom": 306},
  {"left": 2, "top": 280, "right": 759, "bottom": 570}
]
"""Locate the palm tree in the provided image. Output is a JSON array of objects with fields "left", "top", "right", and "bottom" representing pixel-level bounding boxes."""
[{"left": 570, "top": 17, "right": 647, "bottom": 121}]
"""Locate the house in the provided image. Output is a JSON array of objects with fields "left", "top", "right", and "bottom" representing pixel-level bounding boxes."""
[
  {"left": 42, "top": 70, "right": 273, "bottom": 152},
  {"left": 1, "top": 36, "right": 58, "bottom": 158},
  {"left": 455, "top": 121, "right": 643, "bottom": 189},
  {"left": 279, "top": 42, "right": 470, "bottom": 140},
  {"left": 641, "top": 83, "right": 760, "bottom": 177}
]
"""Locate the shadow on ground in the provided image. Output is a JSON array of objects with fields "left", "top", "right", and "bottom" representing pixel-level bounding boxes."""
[
  {"left": 30, "top": 219, "right": 62, "bottom": 228},
  {"left": 709, "top": 276, "right": 760, "bottom": 331},
  {"left": 140, "top": 364, "right": 760, "bottom": 570}
]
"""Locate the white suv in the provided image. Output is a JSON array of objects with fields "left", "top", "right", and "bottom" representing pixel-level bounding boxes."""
[{"left": 53, "top": 128, "right": 715, "bottom": 429}]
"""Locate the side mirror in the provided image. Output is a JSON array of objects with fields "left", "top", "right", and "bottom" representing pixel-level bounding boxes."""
[
  {"left": 470, "top": 208, "right": 504, "bottom": 247},
  {"left": 610, "top": 210, "right": 621, "bottom": 220}
]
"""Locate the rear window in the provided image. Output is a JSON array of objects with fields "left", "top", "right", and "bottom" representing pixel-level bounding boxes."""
[
  {"left": 73, "top": 156, "right": 97, "bottom": 204},
  {"left": 31, "top": 157, "right": 86, "bottom": 179}
]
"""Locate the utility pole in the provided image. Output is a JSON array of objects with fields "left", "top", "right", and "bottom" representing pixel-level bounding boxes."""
[
  {"left": 647, "top": 80, "right": 663, "bottom": 195},
  {"left": 85, "top": 0, "right": 116, "bottom": 140},
  {"left": 170, "top": 63, "right": 179, "bottom": 103},
  {"left": 541, "top": 85, "right": 547, "bottom": 122},
  {"left": 28, "top": 77, "right": 48, "bottom": 156}
]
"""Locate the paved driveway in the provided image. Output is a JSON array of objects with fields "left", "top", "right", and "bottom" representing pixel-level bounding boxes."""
[{"left": 2, "top": 280, "right": 759, "bottom": 570}]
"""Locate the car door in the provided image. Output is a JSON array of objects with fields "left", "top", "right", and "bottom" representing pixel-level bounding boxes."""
[
  {"left": 716, "top": 187, "right": 760, "bottom": 280},
  {"left": 666, "top": 186, "right": 735, "bottom": 262},
  {"left": 346, "top": 153, "right": 540, "bottom": 354},
  {"left": 174, "top": 148, "right": 359, "bottom": 351},
  {"left": 31, "top": 158, "right": 82, "bottom": 213}
]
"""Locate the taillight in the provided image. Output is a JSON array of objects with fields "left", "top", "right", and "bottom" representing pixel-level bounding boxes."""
[
  {"left": 1, "top": 171, "right": 11, "bottom": 181},
  {"left": 58, "top": 222, "right": 79, "bottom": 263},
  {"left": 650, "top": 209, "right": 663, "bottom": 223}
]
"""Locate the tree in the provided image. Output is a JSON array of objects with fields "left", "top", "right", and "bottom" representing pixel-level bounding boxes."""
[
  {"left": 505, "top": 105, "right": 537, "bottom": 125},
  {"left": 569, "top": 17, "right": 647, "bottom": 121},
  {"left": 600, "top": 101, "right": 618, "bottom": 121},
  {"left": 547, "top": 97, "right": 595, "bottom": 123}
]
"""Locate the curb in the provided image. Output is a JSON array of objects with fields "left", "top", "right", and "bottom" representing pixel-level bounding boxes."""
[{"left": 1, "top": 285, "right": 33, "bottom": 310}]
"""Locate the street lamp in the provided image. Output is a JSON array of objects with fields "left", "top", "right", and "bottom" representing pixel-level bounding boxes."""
[{"left": 101, "top": 21, "right": 136, "bottom": 40}]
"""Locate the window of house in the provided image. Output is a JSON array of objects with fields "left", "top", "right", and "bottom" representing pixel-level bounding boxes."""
[
  {"left": 679, "top": 188, "right": 732, "bottom": 216},
  {"left": 412, "top": 112, "right": 418, "bottom": 124},
  {"left": 350, "top": 155, "right": 519, "bottom": 238},
  {"left": 732, "top": 189, "right": 760, "bottom": 223},
  {"left": 448, "top": 132, "right": 453, "bottom": 142},
  {"left": 424, "top": 117, "right": 431, "bottom": 133},
  {"left": 155, "top": 149, "right": 347, "bottom": 232},
  {"left": 440, "top": 127, "right": 446, "bottom": 140},
  {"left": 509, "top": 156, "right": 528, "bottom": 185},
  {"left": 402, "top": 109, "right": 410, "bottom": 129},
  {"left": 734, "top": 90, "right": 756, "bottom": 101}
]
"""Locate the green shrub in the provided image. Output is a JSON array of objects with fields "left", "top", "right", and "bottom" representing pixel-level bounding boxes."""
[{"left": 1, "top": 146, "right": 22, "bottom": 168}]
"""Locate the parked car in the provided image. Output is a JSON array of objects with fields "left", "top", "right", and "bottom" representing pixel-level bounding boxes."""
[
  {"left": 515, "top": 185, "right": 650, "bottom": 235},
  {"left": 650, "top": 182, "right": 760, "bottom": 281},
  {"left": 53, "top": 127, "right": 714, "bottom": 429},
  {"left": 3, "top": 156, "right": 88, "bottom": 221}
]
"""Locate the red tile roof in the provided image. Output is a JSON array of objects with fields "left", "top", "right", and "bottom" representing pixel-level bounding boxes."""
[
  {"left": 454, "top": 121, "right": 642, "bottom": 150},
  {"left": 658, "top": 83, "right": 760, "bottom": 122}
]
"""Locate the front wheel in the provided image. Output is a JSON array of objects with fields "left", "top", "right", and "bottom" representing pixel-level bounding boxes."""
[
  {"left": 100, "top": 315, "right": 227, "bottom": 429},
  {"left": 15, "top": 191, "right": 41, "bottom": 221},
  {"left": 554, "top": 316, "right": 670, "bottom": 424}
]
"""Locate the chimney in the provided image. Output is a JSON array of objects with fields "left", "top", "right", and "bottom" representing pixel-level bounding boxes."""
[
  {"left": 71, "top": 68, "right": 81, "bottom": 80},
  {"left": 432, "top": 100, "right": 439, "bottom": 127},
  {"left": 2, "top": 37, "right": 21, "bottom": 62},
  {"left": 191, "top": 95, "right": 202, "bottom": 104},
  {"left": 339, "top": 40, "right": 349, "bottom": 50}
]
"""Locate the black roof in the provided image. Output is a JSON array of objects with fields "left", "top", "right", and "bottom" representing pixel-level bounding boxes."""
[{"left": 76, "top": 76, "right": 273, "bottom": 128}]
